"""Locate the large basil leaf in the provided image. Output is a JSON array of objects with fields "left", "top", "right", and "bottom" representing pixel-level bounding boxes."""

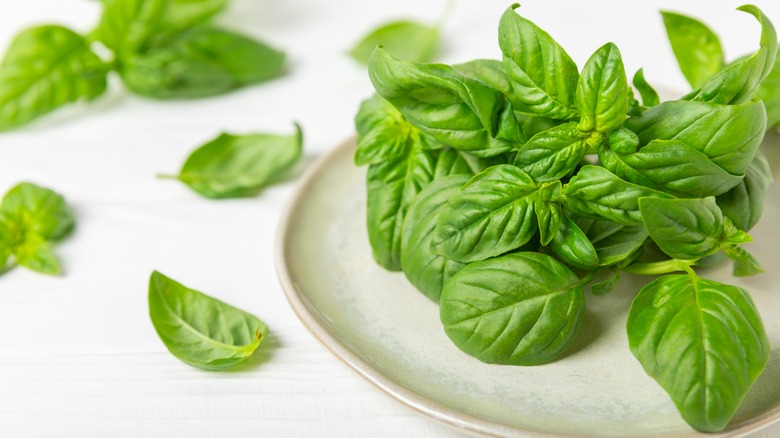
[
  {"left": 627, "top": 274, "right": 770, "bottom": 432},
  {"left": 148, "top": 271, "right": 268, "bottom": 370},
  {"left": 576, "top": 217, "right": 648, "bottom": 266},
  {"left": 624, "top": 99, "right": 766, "bottom": 176},
  {"left": 401, "top": 175, "right": 469, "bottom": 301},
  {"left": 432, "top": 165, "right": 557, "bottom": 262},
  {"left": 576, "top": 43, "right": 628, "bottom": 133},
  {"left": 498, "top": 5, "right": 579, "bottom": 120},
  {"left": 690, "top": 5, "right": 777, "bottom": 105},
  {"left": 639, "top": 197, "right": 749, "bottom": 261},
  {"left": 164, "top": 0, "right": 228, "bottom": 30},
  {"left": 96, "top": 0, "right": 167, "bottom": 54},
  {"left": 164, "top": 124, "right": 302, "bottom": 199},
  {"left": 366, "top": 145, "right": 436, "bottom": 271},
  {"left": 349, "top": 21, "right": 439, "bottom": 65},
  {"left": 440, "top": 252, "right": 585, "bottom": 365},
  {"left": 716, "top": 151, "right": 773, "bottom": 231},
  {"left": 632, "top": 68, "right": 660, "bottom": 107},
  {"left": 0, "top": 25, "right": 108, "bottom": 132},
  {"left": 120, "top": 27, "right": 285, "bottom": 99},
  {"left": 661, "top": 11, "right": 724, "bottom": 90},
  {"left": 368, "top": 48, "right": 523, "bottom": 157},
  {"left": 549, "top": 216, "right": 599, "bottom": 269},
  {"left": 433, "top": 148, "right": 504, "bottom": 178},
  {"left": 513, "top": 122, "right": 590, "bottom": 182},
  {"left": 562, "top": 165, "right": 670, "bottom": 226}
]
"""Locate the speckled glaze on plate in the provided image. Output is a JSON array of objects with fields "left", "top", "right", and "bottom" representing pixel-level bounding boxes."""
[{"left": 275, "top": 136, "right": 780, "bottom": 437}]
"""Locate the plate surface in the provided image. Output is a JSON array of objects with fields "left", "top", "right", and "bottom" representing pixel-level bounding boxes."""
[{"left": 276, "top": 137, "right": 780, "bottom": 437}]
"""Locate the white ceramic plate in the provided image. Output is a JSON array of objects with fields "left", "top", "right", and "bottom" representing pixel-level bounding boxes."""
[{"left": 275, "top": 137, "right": 780, "bottom": 437}]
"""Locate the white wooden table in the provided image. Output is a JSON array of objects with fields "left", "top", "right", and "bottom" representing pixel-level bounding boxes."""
[{"left": 0, "top": 1, "right": 778, "bottom": 436}]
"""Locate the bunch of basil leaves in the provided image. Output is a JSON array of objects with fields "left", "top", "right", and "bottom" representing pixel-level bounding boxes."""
[
  {"left": 354, "top": 3, "right": 776, "bottom": 433},
  {"left": 0, "top": 0, "right": 285, "bottom": 132}
]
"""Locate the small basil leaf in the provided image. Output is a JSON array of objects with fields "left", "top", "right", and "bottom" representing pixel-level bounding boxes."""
[
  {"left": 368, "top": 48, "right": 523, "bottom": 157},
  {"left": 632, "top": 68, "right": 660, "bottom": 107},
  {"left": 661, "top": 11, "right": 724, "bottom": 90},
  {"left": 607, "top": 127, "right": 639, "bottom": 155},
  {"left": 716, "top": 151, "right": 773, "bottom": 231},
  {"left": 164, "top": 0, "right": 228, "bottom": 30},
  {"left": 576, "top": 42, "right": 628, "bottom": 133},
  {"left": 562, "top": 165, "right": 670, "bottom": 226},
  {"left": 0, "top": 25, "right": 108, "bottom": 131},
  {"left": 627, "top": 274, "right": 770, "bottom": 432},
  {"left": 432, "top": 165, "right": 548, "bottom": 263},
  {"left": 454, "top": 59, "right": 530, "bottom": 113},
  {"left": 590, "top": 271, "right": 620, "bottom": 296},
  {"left": 755, "top": 47, "right": 780, "bottom": 129},
  {"left": 440, "top": 252, "right": 585, "bottom": 365},
  {"left": 549, "top": 216, "right": 599, "bottom": 269},
  {"left": 0, "top": 182, "right": 75, "bottom": 241},
  {"left": 724, "top": 246, "right": 764, "bottom": 277},
  {"left": 96, "top": 0, "right": 167, "bottom": 54},
  {"left": 166, "top": 124, "right": 302, "bottom": 199},
  {"left": 120, "top": 27, "right": 285, "bottom": 99},
  {"left": 576, "top": 217, "right": 648, "bottom": 266},
  {"left": 13, "top": 235, "right": 60, "bottom": 276},
  {"left": 534, "top": 181, "right": 563, "bottom": 246},
  {"left": 148, "top": 271, "right": 268, "bottom": 370},
  {"left": 349, "top": 21, "right": 439, "bottom": 65},
  {"left": 433, "top": 148, "right": 504, "bottom": 178},
  {"left": 513, "top": 122, "right": 590, "bottom": 182},
  {"left": 366, "top": 144, "right": 436, "bottom": 271},
  {"left": 401, "top": 175, "right": 469, "bottom": 301},
  {"left": 499, "top": 4, "right": 579, "bottom": 119}
]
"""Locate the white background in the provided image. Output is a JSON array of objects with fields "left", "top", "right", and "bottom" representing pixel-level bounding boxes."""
[{"left": 0, "top": 0, "right": 779, "bottom": 437}]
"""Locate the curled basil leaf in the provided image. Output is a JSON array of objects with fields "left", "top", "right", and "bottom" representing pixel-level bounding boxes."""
[
  {"left": 716, "top": 151, "right": 773, "bottom": 231},
  {"left": 576, "top": 42, "right": 628, "bottom": 133},
  {"left": 549, "top": 216, "right": 599, "bottom": 269},
  {"left": 661, "top": 10, "right": 724, "bottom": 90},
  {"left": 632, "top": 68, "right": 660, "bottom": 108},
  {"left": 576, "top": 217, "right": 648, "bottom": 267}
]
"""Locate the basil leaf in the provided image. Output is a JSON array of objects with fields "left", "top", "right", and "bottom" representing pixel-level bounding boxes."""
[
  {"left": 716, "top": 151, "right": 773, "bottom": 231},
  {"left": 164, "top": 0, "right": 228, "bottom": 30},
  {"left": 513, "top": 122, "right": 591, "bottom": 182},
  {"left": 632, "top": 68, "right": 659, "bottom": 107},
  {"left": 14, "top": 235, "right": 60, "bottom": 276},
  {"left": 432, "top": 165, "right": 557, "bottom": 262},
  {"left": 562, "top": 165, "right": 670, "bottom": 226},
  {"left": 690, "top": 5, "right": 777, "bottom": 105},
  {"left": 165, "top": 123, "right": 302, "bottom": 199},
  {"left": 440, "top": 252, "right": 585, "bottom": 365},
  {"left": 433, "top": 148, "right": 504, "bottom": 178},
  {"left": 366, "top": 144, "right": 436, "bottom": 271},
  {"left": 576, "top": 217, "right": 648, "bottom": 266},
  {"left": 549, "top": 216, "right": 599, "bottom": 269},
  {"left": 624, "top": 99, "right": 766, "bottom": 176},
  {"left": 120, "top": 27, "right": 285, "bottom": 99},
  {"left": 724, "top": 246, "right": 764, "bottom": 277},
  {"left": 0, "top": 182, "right": 75, "bottom": 241},
  {"left": 96, "top": 0, "right": 167, "bottom": 54},
  {"left": 0, "top": 25, "right": 108, "bottom": 131},
  {"left": 590, "top": 271, "right": 620, "bottom": 296},
  {"left": 368, "top": 48, "right": 523, "bottom": 157},
  {"left": 401, "top": 175, "right": 469, "bottom": 301},
  {"left": 627, "top": 274, "right": 770, "bottom": 432},
  {"left": 148, "top": 271, "right": 268, "bottom": 370},
  {"left": 498, "top": 4, "right": 579, "bottom": 120},
  {"left": 576, "top": 42, "right": 628, "bottom": 133},
  {"left": 599, "top": 139, "right": 744, "bottom": 198},
  {"left": 661, "top": 11, "right": 724, "bottom": 90},
  {"left": 534, "top": 180, "right": 563, "bottom": 246},
  {"left": 349, "top": 21, "right": 439, "bottom": 65},
  {"left": 755, "top": 47, "right": 780, "bottom": 129}
]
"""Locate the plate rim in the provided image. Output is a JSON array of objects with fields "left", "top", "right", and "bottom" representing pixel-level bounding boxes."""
[{"left": 274, "top": 137, "right": 780, "bottom": 438}]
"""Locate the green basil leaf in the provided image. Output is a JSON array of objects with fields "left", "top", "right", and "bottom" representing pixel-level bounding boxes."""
[
  {"left": 164, "top": 0, "right": 228, "bottom": 30},
  {"left": 627, "top": 274, "right": 770, "bottom": 432},
  {"left": 440, "top": 252, "right": 585, "bottom": 365},
  {"left": 366, "top": 144, "right": 436, "bottom": 271},
  {"left": 96, "top": 0, "right": 167, "bottom": 54},
  {"left": 576, "top": 42, "right": 628, "bottom": 133},
  {"left": 562, "top": 165, "right": 670, "bottom": 226},
  {"left": 433, "top": 148, "right": 504, "bottom": 178},
  {"left": 0, "top": 182, "right": 75, "bottom": 241},
  {"left": 148, "top": 271, "right": 268, "bottom": 370},
  {"left": 0, "top": 25, "right": 108, "bottom": 131},
  {"left": 632, "top": 68, "right": 660, "bottom": 107},
  {"left": 349, "top": 21, "right": 439, "bottom": 65},
  {"left": 534, "top": 181, "right": 563, "bottom": 246},
  {"left": 607, "top": 127, "right": 639, "bottom": 154},
  {"left": 498, "top": 4, "right": 579, "bottom": 120},
  {"left": 432, "top": 165, "right": 553, "bottom": 262},
  {"left": 724, "top": 246, "right": 764, "bottom": 277},
  {"left": 576, "top": 217, "right": 648, "bottom": 266},
  {"left": 401, "top": 175, "right": 469, "bottom": 301},
  {"left": 590, "top": 271, "right": 620, "bottom": 296},
  {"left": 690, "top": 5, "right": 777, "bottom": 104},
  {"left": 513, "top": 122, "right": 591, "bottom": 182},
  {"left": 661, "top": 11, "right": 724, "bottom": 90},
  {"left": 716, "top": 151, "right": 773, "bottom": 231},
  {"left": 453, "top": 59, "right": 527, "bottom": 111},
  {"left": 0, "top": 222, "right": 12, "bottom": 269},
  {"left": 120, "top": 26, "right": 285, "bottom": 99},
  {"left": 166, "top": 123, "right": 302, "bottom": 199},
  {"left": 13, "top": 235, "right": 60, "bottom": 276},
  {"left": 624, "top": 99, "right": 766, "bottom": 176},
  {"left": 549, "top": 216, "right": 599, "bottom": 269},
  {"left": 755, "top": 47, "right": 780, "bottom": 129},
  {"left": 368, "top": 48, "right": 523, "bottom": 157},
  {"left": 599, "top": 139, "right": 744, "bottom": 198}
]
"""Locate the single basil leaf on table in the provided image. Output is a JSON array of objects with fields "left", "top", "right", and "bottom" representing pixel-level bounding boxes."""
[
  {"left": 632, "top": 68, "right": 660, "bottom": 108},
  {"left": 754, "top": 47, "right": 780, "bottom": 129},
  {"left": 549, "top": 216, "right": 599, "bottom": 269},
  {"left": 723, "top": 245, "right": 764, "bottom": 277},
  {"left": 433, "top": 148, "right": 504, "bottom": 178},
  {"left": 368, "top": 48, "right": 523, "bottom": 157},
  {"left": 0, "top": 182, "right": 75, "bottom": 241},
  {"left": 660, "top": 10, "right": 724, "bottom": 90},
  {"left": 162, "top": 123, "right": 302, "bottom": 199},
  {"left": 120, "top": 26, "right": 285, "bottom": 99},
  {"left": 627, "top": 274, "right": 770, "bottom": 432},
  {"left": 498, "top": 4, "right": 579, "bottom": 120},
  {"left": 513, "top": 122, "right": 591, "bottom": 182},
  {"left": 440, "top": 252, "right": 585, "bottom": 366},
  {"left": 349, "top": 20, "right": 439, "bottom": 65},
  {"left": 366, "top": 144, "right": 436, "bottom": 271},
  {"left": 400, "top": 175, "right": 469, "bottom": 301},
  {"left": 13, "top": 234, "right": 60, "bottom": 276},
  {"left": 716, "top": 150, "right": 773, "bottom": 231},
  {"left": 0, "top": 25, "right": 109, "bottom": 132},
  {"left": 689, "top": 5, "right": 777, "bottom": 105},
  {"left": 164, "top": 0, "right": 229, "bottom": 30},
  {"left": 575, "top": 42, "right": 628, "bottom": 133},
  {"left": 95, "top": 0, "right": 168, "bottom": 54},
  {"left": 148, "top": 271, "right": 268, "bottom": 370}
]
